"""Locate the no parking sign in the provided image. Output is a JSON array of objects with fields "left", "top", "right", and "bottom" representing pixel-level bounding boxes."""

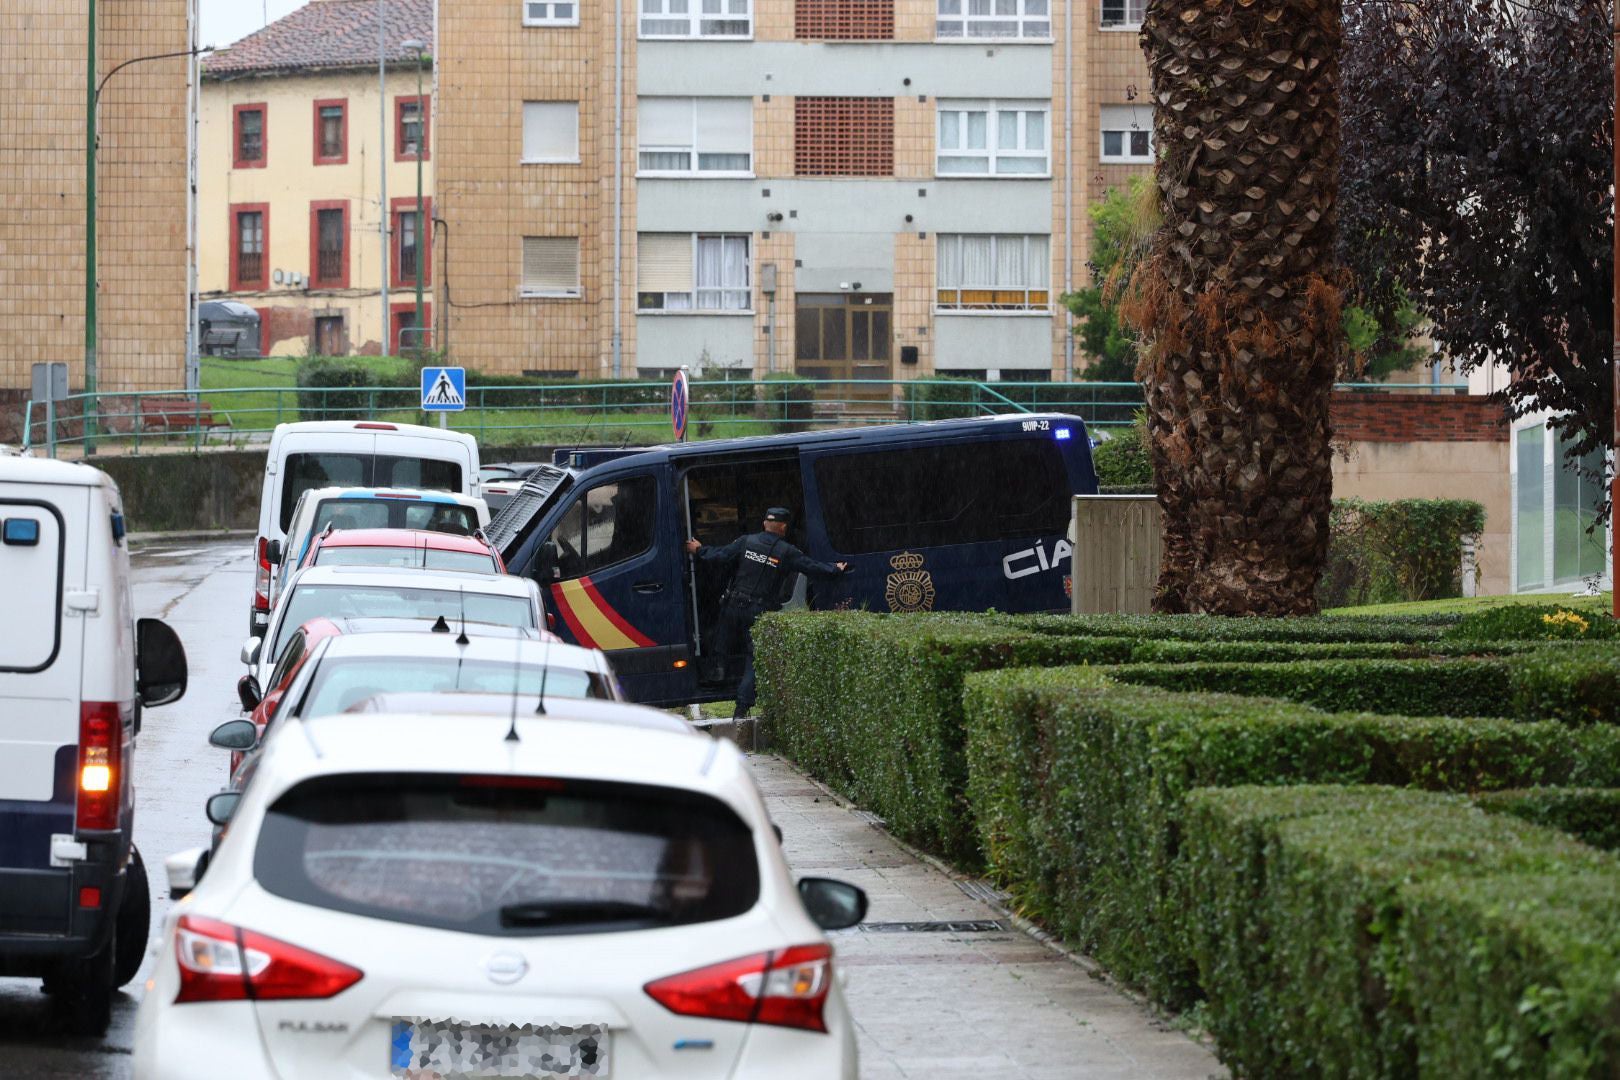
[{"left": 671, "top": 368, "right": 689, "bottom": 441}]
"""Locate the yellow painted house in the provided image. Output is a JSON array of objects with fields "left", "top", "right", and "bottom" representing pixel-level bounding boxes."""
[{"left": 199, "top": 0, "right": 434, "bottom": 357}]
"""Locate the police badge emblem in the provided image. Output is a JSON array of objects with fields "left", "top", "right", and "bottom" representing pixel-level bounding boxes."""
[{"left": 884, "top": 551, "right": 936, "bottom": 612}]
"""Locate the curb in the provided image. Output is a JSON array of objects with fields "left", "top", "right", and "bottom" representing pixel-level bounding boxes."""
[{"left": 128, "top": 528, "right": 255, "bottom": 544}]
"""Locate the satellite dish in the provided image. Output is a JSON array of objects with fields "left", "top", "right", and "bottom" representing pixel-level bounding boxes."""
[{"left": 272, "top": 269, "right": 284, "bottom": 285}]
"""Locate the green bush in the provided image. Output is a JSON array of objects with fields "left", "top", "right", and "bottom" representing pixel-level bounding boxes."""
[
  {"left": 960, "top": 668, "right": 1620, "bottom": 1006},
  {"left": 1090, "top": 412, "right": 1153, "bottom": 487},
  {"left": 1318, "top": 497, "right": 1487, "bottom": 608},
  {"left": 1476, "top": 788, "right": 1620, "bottom": 851},
  {"left": 990, "top": 610, "right": 1454, "bottom": 644},
  {"left": 1446, "top": 603, "right": 1620, "bottom": 643},
  {"left": 1107, "top": 657, "right": 1516, "bottom": 717},
  {"left": 295, "top": 356, "right": 418, "bottom": 421},
  {"left": 1183, "top": 785, "right": 1620, "bottom": 1078},
  {"left": 759, "top": 373, "right": 814, "bottom": 432},
  {"left": 1510, "top": 646, "right": 1620, "bottom": 725}
]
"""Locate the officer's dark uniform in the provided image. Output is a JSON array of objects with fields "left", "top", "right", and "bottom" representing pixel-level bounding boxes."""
[{"left": 693, "top": 507, "right": 845, "bottom": 715}]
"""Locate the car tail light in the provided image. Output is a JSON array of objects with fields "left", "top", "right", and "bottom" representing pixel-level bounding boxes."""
[
  {"left": 76, "top": 702, "right": 124, "bottom": 832},
  {"left": 645, "top": 944, "right": 833, "bottom": 1033},
  {"left": 174, "top": 915, "right": 363, "bottom": 1004},
  {"left": 254, "top": 537, "right": 271, "bottom": 612},
  {"left": 353, "top": 422, "right": 397, "bottom": 431}
]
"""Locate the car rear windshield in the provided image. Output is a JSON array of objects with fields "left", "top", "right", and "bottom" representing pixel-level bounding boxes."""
[
  {"left": 273, "top": 585, "right": 533, "bottom": 658},
  {"left": 312, "top": 498, "right": 478, "bottom": 537},
  {"left": 255, "top": 774, "right": 760, "bottom": 936},
  {"left": 312, "top": 546, "right": 497, "bottom": 574},
  {"left": 297, "top": 656, "right": 610, "bottom": 715},
  {"left": 280, "top": 454, "right": 464, "bottom": 532}
]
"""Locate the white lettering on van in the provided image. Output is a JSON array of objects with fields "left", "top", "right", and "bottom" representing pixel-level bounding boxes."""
[{"left": 1002, "top": 539, "right": 1072, "bottom": 581}]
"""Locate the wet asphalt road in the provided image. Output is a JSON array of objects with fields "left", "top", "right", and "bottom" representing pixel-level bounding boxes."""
[{"left": 1, "top": 539, "right": 250, "bottom": 1078}]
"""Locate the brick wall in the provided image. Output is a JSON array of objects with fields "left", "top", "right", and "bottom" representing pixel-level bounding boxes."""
[{"left": 1331, "top": 393, "right": 1509, "bottom": 444}]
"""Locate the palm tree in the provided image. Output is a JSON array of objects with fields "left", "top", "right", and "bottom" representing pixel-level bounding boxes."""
[{"left": 1131, "top": 0, "right": 1344, "bottom": 615}]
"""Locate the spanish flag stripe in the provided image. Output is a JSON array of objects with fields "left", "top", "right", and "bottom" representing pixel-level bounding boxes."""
[
  {"left": 550, "top": 583, "right": 596, "bottom": 648},
  {"left": 554, "top": 578, "right": 647, "bottom": 652},
  {"left": 580, "top": 577, "right": 657, "bottom": 648}
]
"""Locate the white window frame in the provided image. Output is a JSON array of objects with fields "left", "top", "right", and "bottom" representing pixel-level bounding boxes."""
[
  {"left": 636, "top": 98, "right": 753, "bottom": 177},
  {"left": 519, "top": 236, "right": 582, "bottom": 299},
  {"left": 936, "top": 100, "right": 1049, "bottom": 177},
  {"left": 521, "top": 101, "right": 581, "bottom": 164},
  {"left": 1100, "top": 104, "right": 1154, "bottom": 164},
  {"left": 637, "top": 233, "right": 752, "bottom": 314},
  {"left": 1098, "top": 0, "right": 1144, "bottom": 29},
  {"left": 934, "top": 234, "right": 1051, "bottom": 314},
  {"left": 522, "top": 0, "right": 581, "bottom": 26},
  {"left": 935, "top": 0, "right": 1050, "bottom": 42},
  {"left": 639, "top": 0, "right": 752, "bottom": 40}
]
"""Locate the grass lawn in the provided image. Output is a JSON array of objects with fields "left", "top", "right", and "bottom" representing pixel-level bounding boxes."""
[
  {"left": 1326, "top": 591, "right": 1614, "bottom": 617},
  {"left": 197, "top": 356, "right": 417, "bottom": 433}
]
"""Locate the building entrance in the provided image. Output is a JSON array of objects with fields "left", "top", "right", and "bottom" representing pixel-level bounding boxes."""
[{"left": 794, "top": 293, "right": 893, "bottom": 400}]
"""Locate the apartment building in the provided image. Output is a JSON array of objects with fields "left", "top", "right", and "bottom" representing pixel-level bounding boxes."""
[
  {"left": 437, "top": 0, "right": 1153, "bottom": 381},
  {"left": 0, "top": 0, "right": 193, "bottom": 432},
  {"left": 199, "top": 0, "right": 435, "bottom": 357}
]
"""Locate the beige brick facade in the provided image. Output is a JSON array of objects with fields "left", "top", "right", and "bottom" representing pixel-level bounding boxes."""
[
  {"left": 893, "top": 231, "right": 934, "bottom": 373},
  {"left": 0, "top": 0, "right": 190, "bottom": 398}
]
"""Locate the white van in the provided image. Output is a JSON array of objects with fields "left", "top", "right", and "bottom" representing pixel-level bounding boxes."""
[
  {"left": 0, "top": 456, "right": 188, "bottom": 1034},
  {"left": 250, "top": 421, "right": 480, "bottom": 634}
]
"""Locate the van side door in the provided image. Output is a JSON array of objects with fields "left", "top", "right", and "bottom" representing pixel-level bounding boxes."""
[{"left": 530, "top": 466, "right": 691, "bottom": 704}]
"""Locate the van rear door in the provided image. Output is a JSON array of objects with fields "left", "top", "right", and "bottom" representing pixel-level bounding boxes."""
[{"left": 0, "top": 486, "right": 88, "bottom": 915}]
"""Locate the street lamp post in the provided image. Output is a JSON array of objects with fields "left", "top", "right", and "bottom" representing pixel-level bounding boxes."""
[{"left": 402, "top": 39, "right": 429, "bottom": 361}]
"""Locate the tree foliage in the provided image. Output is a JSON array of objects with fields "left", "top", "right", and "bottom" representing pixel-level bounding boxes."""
[
  {"left": 1340, "top": 0, "right": 1614, "bottom": 505},
  {"left": 1063, "top": 176, "right": 1157, "bottom": 382}
]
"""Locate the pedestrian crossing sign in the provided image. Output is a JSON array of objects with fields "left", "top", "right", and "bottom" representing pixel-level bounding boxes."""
[{"left": 421, "top": 366, "right": 466, "bottom": 412}]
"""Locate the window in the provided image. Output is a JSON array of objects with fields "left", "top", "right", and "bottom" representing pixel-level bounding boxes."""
[
  {"left": 1099, "top": 0, "right": 1144, "bottom": 28},
  {"left": 936, "top": 0, "right": 1049, "bottom": 39},
  {"left": 1515, "top": 423, "right": 1610, "bottom": 590},
  {"left": 279, "top": 454, "right": 463, "bottom": 531},
  {"left": 936, "top": 234, "right": 1049, "bottom": 311},
  {"left": 640, "top": 0, "right": 752, "bottom": 38},
  {"left": 392, "top": 304, "right": 432, "bottom": 354},
  {"left": 795, "top": 98, "right": 893, "bottom": 177},
  {"left": 391, "top": 198, "right": 434, "bottom": 288},
  {"left": 523, "top": 0, "right": 579, "bottom": 25},
  {"left": 937, "top": 101, "right": 1048, "bottom": 175},
  {"left": 637, "top": 98, "right": 752, "bottom": 175},
  {"left": 273, "top": 584, "right": 534, "bottom": 657},
  {"left": 544, "top": 476, "right": 658, "bottom": 578},
  {"left": 522, "top": 101, "right": 580, "bottom": 162},
  {"left": 797, "top": 0, "right": 892, "bottom": 39},
  {"left": 298, "top": 657, "right": 610, "bottom": 720},
  {"left": 637, "top": 234, "right": 750, "bottom": 312},
  {"left": 521, "top": 237, "right": 582, "bottom": 297},
  {"left": 313, "top": 99, "right": 347, "bottom": 164},
  {"left": 395, "top": 95, "right": 430, "bottom": 161},
  {"left": 309, "top": 201, "right": 350, "bottom": 289},
  {"left": 1100, "top": 104, "right": 1153, "bottom": 163},
  {"left": 233, "top": 104, "right": 267, "bottom": 168},
  {"left": 230, "top": 204, "right": 269, "bottom": 291},
  {"left": 815, "top": 440, "right": 1070, "bottom": 554}
]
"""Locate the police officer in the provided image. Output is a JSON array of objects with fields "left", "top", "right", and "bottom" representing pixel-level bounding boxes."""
[{"left": 684, "top": 507, "right": 848, "bottom": 718}]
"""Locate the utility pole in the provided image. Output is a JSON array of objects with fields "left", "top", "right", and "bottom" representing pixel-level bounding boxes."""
[
  {"left": 1612, "top": 29, "right": 1617, "bottom": 618},
  {"left": 379, "top": 0, "right": 389, "bottom": 355},
  {"left": 401, "top": 40, "right": 428, "bottom": 354},
  {"left": 84, "top": 0, "right": 98, "bottom": 454}
]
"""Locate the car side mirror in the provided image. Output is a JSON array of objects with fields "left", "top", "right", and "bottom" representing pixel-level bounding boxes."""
[
  {"left": 537, "top": 541, "right": 562, "bottom": 582},
  {"left": 266, "top": 538, "right": 283, "bottom": 565},
  {"left": 135, "top": 618, "right": 188, "bottom": 707},
  {"left": 236, "top": 674, "right": 263, "bottom": 712},
  {"left": 165, "top": 846, "right": 210, "bottom": 900},
  {"left": 209, "top": 719, "right": 259, "bottom": 752},
  {"left": 205, "top": 791, "right": 242, "bottom": 828},
  {"left": 240, "top": 636, "right": 263, "bottom": 667},
  {"left": 797, "top": 877, "right": 868, "bottom": 932}
]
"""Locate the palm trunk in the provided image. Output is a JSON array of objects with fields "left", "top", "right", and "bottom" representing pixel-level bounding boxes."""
[{"left": 1132, "top": 0, "right": 1344, "bottom": 615}]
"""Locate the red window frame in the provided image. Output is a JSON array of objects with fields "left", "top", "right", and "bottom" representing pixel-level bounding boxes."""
[
  {"left": 233, "top": 103, "right": 268, "bottom": 169},
  {"left": 390, "top": 196, "right": 434, "bottom": 289},
  {"left": 312, "top": 98, "right": 348, "bottom": 165},
  {"left": 391, "top": 301, "right": 433, "bottom": 355},
  {"left": 255, "top": 307, "right": 272, "bottom": 357},
  {"left": 394, "top": 94, "right": 431, "bottom": 162},
  {"left": 229, "top": 203, "right": 271, "bottom": 291},
  {"left": 308, "top": 200, "right": 351, "bottom": 289}
]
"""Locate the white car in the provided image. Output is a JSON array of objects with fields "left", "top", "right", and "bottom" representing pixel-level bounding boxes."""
[
  {"left": 136, "top": 711, "right": 866, "bottom": 1079},
  {"left": 244, "top": 566, "right": 548, "bottom": 686}
]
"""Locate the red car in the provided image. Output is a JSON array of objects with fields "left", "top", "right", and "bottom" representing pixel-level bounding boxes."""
[
  {"left": 298, "top": 527, "right": 506, "bottom": 575},
  {"left": 232, "top": 616, "right": 345, "bottom": 774}
]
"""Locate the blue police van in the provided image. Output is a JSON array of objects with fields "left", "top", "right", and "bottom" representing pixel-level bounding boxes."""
[{"left": 486, "top": 413, "right": 1097, "bottom": 706}]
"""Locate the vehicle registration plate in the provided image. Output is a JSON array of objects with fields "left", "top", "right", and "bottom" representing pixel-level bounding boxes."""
[{"left": 390, "top": 1019, "right": 610, "bottom": 1079}]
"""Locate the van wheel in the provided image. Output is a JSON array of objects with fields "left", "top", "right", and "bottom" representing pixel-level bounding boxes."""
[
  {"left": 54, "top": 937, "right": 115, "bottom": 1037},
  {"left": 114, "top": 847, "right": 151, "bottom": 988}
]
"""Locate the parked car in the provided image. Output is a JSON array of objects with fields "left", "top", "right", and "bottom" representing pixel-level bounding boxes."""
[
  {"left": 139, "top": 709, "right": 867, "bottom": 1079},
  {"left": 479, "top": 462, "right": 547, "bottom": 514},
  {"left": 0, "top": 456, "right": 189, "bottom": 1034},
  {"left": 251, "top": 421, "right": 480, "bottom": 635},
  {"left": 298, "top": 526, "right": 505, "bottom": 576}
]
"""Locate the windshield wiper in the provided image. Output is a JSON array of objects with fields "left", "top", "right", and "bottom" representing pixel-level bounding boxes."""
[{"left": 499, "top": 899, "right": 671, "bottom": 928}]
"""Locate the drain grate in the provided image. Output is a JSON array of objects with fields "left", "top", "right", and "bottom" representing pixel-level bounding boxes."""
[{"left": 859, "top": 920, "right": 1009, "bottom": 934}]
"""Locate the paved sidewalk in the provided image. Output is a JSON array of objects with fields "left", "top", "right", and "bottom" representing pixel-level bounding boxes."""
[{"left": 751, "top": 754, "right": 1225, "bottom": 1080}]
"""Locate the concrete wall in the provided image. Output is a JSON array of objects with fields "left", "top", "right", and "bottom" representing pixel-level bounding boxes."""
[
  {"left": 98, "top": 449, "right": 266, "bottom": 533},
  {"left": 935, "top": 313, "right": 1053, "bottom": 370},
  {"left": 636, "top": 314, "right": 756, "bottom": 370}
]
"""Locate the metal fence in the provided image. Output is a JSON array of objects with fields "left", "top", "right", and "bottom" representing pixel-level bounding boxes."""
[{"left": 17, "top": 374, "right": 1471, "bottom": 458}]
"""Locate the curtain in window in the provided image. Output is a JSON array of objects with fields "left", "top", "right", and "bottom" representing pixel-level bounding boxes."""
[
  {"left": 995, "top": 236, "right": 1025, "bottom": 287},
  {"left": 638, "top": 98, "right": 694, "bottom": 170},
  {"left": 960, "top": 235, "right": 993, "bottom": 286},
  {"left": 937, "top": 235, "right": 962, "bottom": 287},
  {"left": 695, "top": 235, "right": 748, "bottom": 309},
  {"left": 1026, "top": 235, "right": 1050, "bottom": 288}
]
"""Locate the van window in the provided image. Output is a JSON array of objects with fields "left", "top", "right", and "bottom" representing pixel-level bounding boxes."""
[
  {"left": 313, "top": 498, "right": 477, "bottom": 535},
  {"left": 0, "top": 505, "right": 64, "bottom": 673},
  {"left": 545, "top": 476, "right": 656, "bottom": 579},
  {"left": 280, "top": 454, "right": 464, "bottom": 531},
  {"left": 815, "top": 439, "right": 1070, "bottom": 554}
]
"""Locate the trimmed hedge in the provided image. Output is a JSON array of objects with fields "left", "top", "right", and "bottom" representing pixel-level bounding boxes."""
[
  {"left": 988, "top": 610, "right": 1455, "bottom": 644},
  {"left": 960, "top": 668, "right": 1620, "bottom": 1006},
  {"left": 1510, "top": 646, "right": 1620, "bottom": 725},
  {"left": 1446, "top": 603, "right": 1620, "bottom": 643},
  {"left": 1476, "top": 787, "right": 1620, "bottom": 851},
  {"left": 1320, "top": 497, "right": 1486, "bottom": 607},
  {"left": 1184, "top": 785, "right": 1620, "bottom": 1078}
]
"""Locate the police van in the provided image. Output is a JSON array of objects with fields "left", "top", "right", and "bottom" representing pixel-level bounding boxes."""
[
  {"left": 0, "top": 456, "right": 188, "bottom": 1033},
  {"left": 487, "top": 413, "right": 1096, "bottom": 706}
]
